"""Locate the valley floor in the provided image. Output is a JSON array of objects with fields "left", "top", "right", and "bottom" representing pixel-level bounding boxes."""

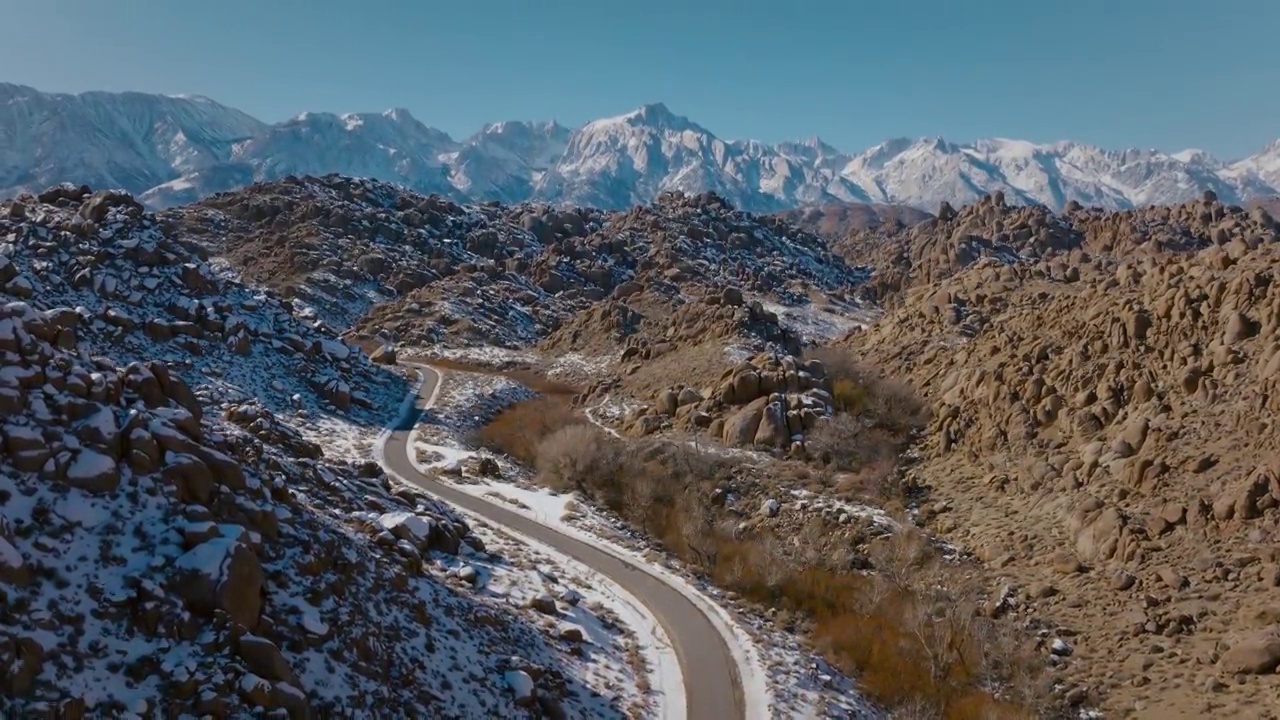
[{"left": 399, "top": 358, "right": 883, "bottom": 719}]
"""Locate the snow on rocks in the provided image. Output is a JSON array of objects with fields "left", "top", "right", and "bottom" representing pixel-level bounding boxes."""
[
  {"left": 161, "top": 175, "right": 872, "bottom": 356},
  {"left": 504, "top": 669, "right": 537, "bottom": 706},
  {"left": 0, "top": 533, "right": 27, "bottom": 587},
  {"left": 0, "top": 187, "right": 647, "bottom": 718}
]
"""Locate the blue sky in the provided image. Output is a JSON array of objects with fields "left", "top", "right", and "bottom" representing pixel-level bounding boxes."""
[{"left": 2, "top": 0, "right": 1276, "bottom": 158}]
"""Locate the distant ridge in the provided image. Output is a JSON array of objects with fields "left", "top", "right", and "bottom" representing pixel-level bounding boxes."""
[{"left": 0, "top": 82, "right": 1277, "bottom": 212}]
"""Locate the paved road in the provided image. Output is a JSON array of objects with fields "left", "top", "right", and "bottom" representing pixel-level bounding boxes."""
[{"left": 380, "top": 365, "right": 746, "bottom": 720}]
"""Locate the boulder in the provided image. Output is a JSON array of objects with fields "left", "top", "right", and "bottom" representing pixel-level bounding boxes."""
[
  {"left": 722, "top": 396, "right": 768, "bottom": 447},
  {"left": 370, "top": 344, "right": 397, "bottom": 365},
  {"left": 62, "top": 448, "right": 121, "bottom": 493},
  {"left": 0, "top": 634, "right": 43, "bottom": 696},
  {"left": 656, "top": 389, "right": 679, "bottom": 416},
  {"left": 504, "top": 670, "right": 537, "bottom": 707},
  {"left": 677, "top": 387, "right": 703, "bottom": 407},
  {"left": 162, "top": 453, "right": 216, "bottom": 504},
  {"left": 78, "top": 189, "right": 142, "bottom": 223},
  {"left": 0, "top": 536, "right": 30, "bottom": 587},
  {"left": 322, "top": 378, "right": 352, "bottom": 410},
  {"left": 754, "top": 398, "right": 791, "bottom": 447},
  {"left": 1219, "top": 630, "right": 1280, "bottom": 674},
  {"left": 530, "top": 593, "right": 558, "bottom": 615},
  {"left": 1068, "top": 498, "right": 1139, "bottom": 564},
  {"left": 237, "top": 634, "right": 297, "bottom": 684},
  {"left": 612, "top": 280, "right": 644, "bottom": 300},
  {"left": 171, "top": 537, "right": 264, "bottom": 629},
  {"left": 729, "top": 370, "right": 761, "bottom": 403}
]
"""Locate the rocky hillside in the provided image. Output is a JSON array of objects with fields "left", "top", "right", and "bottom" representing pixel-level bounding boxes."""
[
  {"left": 161, "top": 175, "right": 873, "bottom": 356},
  {"left": 4, "top": 83, "right": 1280, "bottom": 213},
  {"left": 17, "top": 170, "right": 1280, "bottom": 716},
  {"left": 0, "top": 185, "right": 648, "bottom": 717},
  {"left": 841, "top": 191, "right": 1280, "bottom": 716}
]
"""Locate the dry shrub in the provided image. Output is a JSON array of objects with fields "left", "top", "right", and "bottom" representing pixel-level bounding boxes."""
[
  {"left": 833, "top": 454, "right": 902, "bottom": 504},
  {"left": 806, "top": 346, "right": 930, "bottom": 431},
  {"left": 473, "top": 396, "right": 582, "bottom": 465},
  {"left": 719, "top": 532, "right": 1044, "bottom": 719},
  {"left": 535, "top": 425, "right": 625, "bottom": 497},
  {"left": 831, "top": 377, "right": 868, "bottom": 413},
  {"left": 533, "top": 429, "right": 732, "bottom": 554},
  {"left": 807, "top": 414, "right": 901, "bottom": 472}
]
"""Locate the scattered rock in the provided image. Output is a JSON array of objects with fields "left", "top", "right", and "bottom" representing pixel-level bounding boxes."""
[
  {"left": 236, "top": 634, "right": 297, "bottom": 684},
  {"left": 1218, "top": 631, "right": 1280, "bottom": 674},
  {"left": 530, "top": 593, "right": 558, "bottom": 615}
]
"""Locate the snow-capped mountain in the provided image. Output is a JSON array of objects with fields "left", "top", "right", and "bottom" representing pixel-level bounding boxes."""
[
  {"left": 0, "top": 83, "right": 266, "bottom": 200},
  {"left": 449, "top": 120, "right": 570, "bottom": 202},
  {"left": 141, "top": 108, "right": 463, "bottom": 207},
  {"left": 1225, "top": 139, "right": 1280, "bottom": 190},
  {"left": 837, "top": 137, "right": 1269, "bottom": 211},
  {"left": 1, "top": 82, "right": 1277, "bottom": 212}
]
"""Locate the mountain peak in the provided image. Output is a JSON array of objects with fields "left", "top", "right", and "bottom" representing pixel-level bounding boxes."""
[
  {"left": 580, "top": 102, "right": 701, "bottom": 137},
  {"left": 632, "top": 102, "right": 674, "bottom": 119},
  {"left": 620, "top": 102, "right": 697, "bottom": 130},
  {"left": 797, "top": 135, "right": 835, "bottom": 152},
  {"left": 776, "top": 136, "right": 842, "bottom": 159},
  {"left": 382, "top": 107, "right": 416, "bottom": 123},
  {"left": 1171, "top": 148, "right": 1217, "bottom": 164},
  {"left": 478, "top": 119, "right": 570, "bottom": 138}
]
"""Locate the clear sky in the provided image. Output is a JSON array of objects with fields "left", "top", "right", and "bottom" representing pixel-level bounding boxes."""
[{"left": 2, "top": 0, "right": 1276, "bottom": 158}]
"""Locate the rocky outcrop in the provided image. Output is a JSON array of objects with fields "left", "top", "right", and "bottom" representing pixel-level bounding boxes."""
[{"left": 621, "top": 351, "right": 832, "bottom": 451}]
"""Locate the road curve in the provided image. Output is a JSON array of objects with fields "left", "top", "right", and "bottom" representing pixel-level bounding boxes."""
[{"left": 380, "top": 365, "right": 746, "bottom": 720}]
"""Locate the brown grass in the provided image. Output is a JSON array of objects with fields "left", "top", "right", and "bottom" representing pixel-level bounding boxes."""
[
  {"left": 831, "top": 377, "right": 869, "bottom": 413},
  {"left": 806, "top": 346, "right": 930, "bottom": 432},
  {"left": 472, "top": 396, "right": 584, "bottom": 466},
  {"left": 618, "top": 341, "right": 738, "bottom": 400},
  {"left": 440, "top": 360, "right": 586, "bottom": 464},
  {"left": 707, "top": 529, "right": 1041, "bottom": 718}
]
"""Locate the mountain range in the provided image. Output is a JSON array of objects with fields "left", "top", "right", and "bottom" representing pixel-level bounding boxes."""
[{"left": 2, "top": 82, "right": 1277, "bottom": 212}]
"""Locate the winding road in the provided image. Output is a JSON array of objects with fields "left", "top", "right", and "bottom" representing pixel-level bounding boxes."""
[{"left": 378, "top": 365, "right": 747, "bottom": 720}]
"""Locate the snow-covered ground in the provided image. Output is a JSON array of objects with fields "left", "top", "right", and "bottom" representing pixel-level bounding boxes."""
[
  {"left": 403, "top": 365, "right": 883, "bottom": 719},
  {"left": 414, "top": 344, "right": 615, "bottom": 382},
  {"left": 430, "top": 345, "right": 539, "bottom": 367},
  {"left": 787, "top": 488, "right": 902, "bottom": 536},
  {"left": 758, "top": 297, "right": 882, "bottom": 344},
  {"left": 0, "top": 192, "right": 652, "bottom": 717}
]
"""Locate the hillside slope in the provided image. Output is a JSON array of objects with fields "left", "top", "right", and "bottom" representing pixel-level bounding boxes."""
[
  {"left": 0, "top": 184, "right": 652, "bottom": 717},
  {"left": 842, "top": 191, "right": 1280, "bottom": 716}
]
